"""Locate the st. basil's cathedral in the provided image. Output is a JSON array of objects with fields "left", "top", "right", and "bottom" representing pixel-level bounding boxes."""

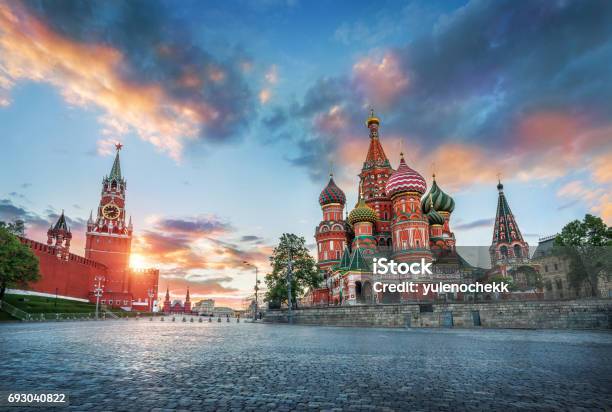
[{"left": 311, "top": 111, "right": 532, "bottom": 305}]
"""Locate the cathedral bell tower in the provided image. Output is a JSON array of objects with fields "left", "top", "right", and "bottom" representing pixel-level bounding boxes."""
[
  {"left": 359, "top": 110, "right": 394, "bottom": 246},
  {"left": 85, "top": 143, "right": 133, "bottom": 293},
  {"left": 315, "top": 173, "right": 349, "bottom": 273}
]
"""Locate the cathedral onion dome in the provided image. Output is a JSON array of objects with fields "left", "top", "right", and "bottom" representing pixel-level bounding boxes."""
[
  {"left": 319, "top": 174, "right": 346, "bottom": 206},
  {"left": 421, "top": 175, "right": 455, "bottom": 214},
  {"left": 348, "top": 197, "right": 378, "bottom": 225},
  {"left": 385, "top": 154, "right": 427, "bottom": 197},
  {"left": 366, "top": 108, "right": 380, "bottom": 127},
  {"left": 427, "top": 207, "right": 445, "bottom": 226}
]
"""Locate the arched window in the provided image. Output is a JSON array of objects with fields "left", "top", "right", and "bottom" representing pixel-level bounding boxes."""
[
  {"left": 500, "top": 246, "right": 508, "bottom": 257},
  {"left": 513, "top": 244, "right": 522, "bottom": 258}
]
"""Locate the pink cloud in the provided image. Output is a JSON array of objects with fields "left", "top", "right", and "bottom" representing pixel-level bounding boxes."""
[{"left": 352, "top": 52, "right": 409, "bottom": 108}]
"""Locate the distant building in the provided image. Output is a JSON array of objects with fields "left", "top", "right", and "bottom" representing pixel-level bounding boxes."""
[
  {"left": 533, "top": 235, "right": 612, "bottom": 299},
  {"left": 162, "top": 287, "right": 192, "bottom": 314},
  {"left": 212, "top": 307, "right": 234, "bottom": 317},
  {"left": 193, "top": 299, "right": 215, "bottom": 315}
]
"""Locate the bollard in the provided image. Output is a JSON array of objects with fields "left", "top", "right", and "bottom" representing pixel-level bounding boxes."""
[
  {"left": 190, "top": 317, "right": 194, "bottom": 322},
  {"left": 237, "top": 318, "right": 240, "bottom": 323},
  {"left": 182, "top": 317, "right": 186, "bottom": 322},
  {"left": 217, "top": 317, "right": 221, "bottom": 322},
  {"left": 208, "top": 317, "right": 212, "bottom": 322},
  {"left": 172, "top": 316, "right": 175, "bottom": 322},
  {"left": 199, "top": 317, "right": 202, "bottom": 323},
  {"left": 150, "top": 317, "right": 153, "bottom": 321},
  {"left": 161, "top": 317, "right": 165, "bottom": 322},
  {"left": 227, "top": 317, "right": 230, "bottom": 323}
]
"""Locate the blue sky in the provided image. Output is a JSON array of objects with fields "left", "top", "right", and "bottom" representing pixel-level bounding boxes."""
[{"left": 1, "top": 0, "right": 611, "bottom": 307}]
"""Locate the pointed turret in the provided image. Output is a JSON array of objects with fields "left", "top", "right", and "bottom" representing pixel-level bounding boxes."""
[
  {"left": 109, "top": 143, "right": 123, "bottom": 180},
  {"left": 363, "top": 109, "right": 391, "bottom": 171},
  {"left": 348, "top": 248, "right": 370, "bottom": 272},
  {"left": 184, "top": 287, "right": 191, "bottom": 313},
  {"left": 490, "top": 179, "right": 529, "bottom": 266},
  {"left": 47, "top": 210, "right": 72, "bottom": 259},
  {"left": 337, "top": 247, "right": 351, "bottom": 269},
  {"left": 163, "top": 287, "right": 171, "bottom": 313}
]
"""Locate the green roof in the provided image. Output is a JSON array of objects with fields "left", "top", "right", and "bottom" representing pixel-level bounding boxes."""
[
  {"left": 348, "top": 248, "right": 370, "bottom": 272},
  {"left": 109, "top": 151, "right": 122, "bottom": 180},
  {"left": 338, "top": 247, "right": 351, "bottom": 269}
]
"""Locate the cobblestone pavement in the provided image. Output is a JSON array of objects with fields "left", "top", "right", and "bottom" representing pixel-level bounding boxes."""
[{"left": 1, "top": 319, "right": 611, "bottom": 411}]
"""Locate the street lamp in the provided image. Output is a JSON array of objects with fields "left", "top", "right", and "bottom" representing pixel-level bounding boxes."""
[
  {"left": 286, "top": 256, "right": 293, "bottom": 324},
  {"left": 94, "top": 275, "right": 105, "bottom": 320},
  {"left": 147, "top": 288, "right": 155, "bottom": 314},
  {"left": 243, "top": 261, "right": 261, "bottom": 320}
]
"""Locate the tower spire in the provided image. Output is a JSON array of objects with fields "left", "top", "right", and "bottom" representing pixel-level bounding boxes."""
[
  {"left": 109, "top": 143, "right": 123, "bottom": 180},
  {"left": 490, "top": 179, "right": 529, "bottom": 266}
]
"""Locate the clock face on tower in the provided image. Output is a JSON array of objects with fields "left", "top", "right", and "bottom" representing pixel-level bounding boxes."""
[{"left": 102, "top": 203, "right": 120, "bottom": 220}]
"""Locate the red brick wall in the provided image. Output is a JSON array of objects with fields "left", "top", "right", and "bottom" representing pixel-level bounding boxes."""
[
  {"left": 20, "top": 238, "right": 108, "bottom": 300},
  {"left": 128, "top": 268, "right": 159, "bottom": 311}
]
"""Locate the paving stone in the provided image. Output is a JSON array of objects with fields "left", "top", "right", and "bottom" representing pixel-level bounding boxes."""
[{"left": 0, "top": 321, "right": 611, "bottom": 411}]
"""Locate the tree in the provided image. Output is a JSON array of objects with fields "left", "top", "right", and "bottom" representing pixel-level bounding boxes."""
[
  {"left": 0, "top": 226, "right": 40, "bottom": 300},
  {"left": 508, "top": 265, "right": 542, "bottom": 290},
  {"left": 554, "top": 214, "right": 612, "bottom": 297},
  {"left": 0, "top": 220, "right": 25, "bottom": 237},
  {"left": 264, "top": 233, "right": 321, "bottom": 308}
]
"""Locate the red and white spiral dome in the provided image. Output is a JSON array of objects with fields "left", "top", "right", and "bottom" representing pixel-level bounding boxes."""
[{"left": 385, "top": 155, "right": 427, "bottom": 197}]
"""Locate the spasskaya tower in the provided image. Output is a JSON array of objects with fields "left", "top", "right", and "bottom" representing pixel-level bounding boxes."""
[{"left": 85, "top": 143, "right": 133, "bottom": 293}]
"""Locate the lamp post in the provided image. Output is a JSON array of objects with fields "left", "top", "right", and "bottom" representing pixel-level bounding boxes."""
[
  {"left": 94, "top": 275, "right": 105, "bottom": 320},
  {"left": 286, "top": 255, "right": 293, "bottom": 324},
  {"left": 243, "top": 261, "right": 261, "bottom": 320},
  {"left": 147, "top": 288, "right": 155, "bottom": 314}
]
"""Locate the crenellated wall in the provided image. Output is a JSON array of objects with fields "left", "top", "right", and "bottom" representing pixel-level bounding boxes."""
[
  {"left": 20, "top": 237, "right": 108, "bottom": 299},
  {"left": 264, "top": 299, "right": 612, "bottom": 330}
]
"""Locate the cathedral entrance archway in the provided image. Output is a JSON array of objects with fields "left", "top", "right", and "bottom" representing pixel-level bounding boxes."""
[
  {"left": 355, "top": 281, "right": 363, "bottom": 303},
  {"left": 362, "top": 281, "right": 373, "bottom": 304}
]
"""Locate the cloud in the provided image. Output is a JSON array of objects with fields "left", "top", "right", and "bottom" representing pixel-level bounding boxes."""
[
  {"left": 0, "top": 1, "right": 255, "bottom": 160},
  {"left": 155, "top": 216, "right": 232, "bottom": 237},
  {"left": 240, "top": 235, "right": 264, "bottom": 243},
  {"left": 262, "top": 107, "right": 288, "bottom": 131},
  {"left": 282, "top": 0, "right": 612, "bottom": 195},
  {"left": 352, "top": 52, "right": 409, "bottom": 108},
  {"left": 556, "top": 180, "right": 611, "bottom": 224},
  {"left": 454, "top": 218, "right": 494, "bottom": 231},
  {"left": 0, "top": 199, "right": 89, "bottom": 251}
]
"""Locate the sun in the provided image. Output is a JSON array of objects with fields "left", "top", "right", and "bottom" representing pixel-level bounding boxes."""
[{"left": 129, "top": 253, "right": 150, "bottom": 270}]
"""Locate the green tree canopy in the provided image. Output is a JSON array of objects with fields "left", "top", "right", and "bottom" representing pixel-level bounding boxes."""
[
  {"left": 0, "top": 226, "right": 41, "bottom": 300},
  {"left": 264, "top": 233, "right": 321, "bottom": 308},
  {"left": 553, "top": 214, "right": 612, "bottom": 296}
]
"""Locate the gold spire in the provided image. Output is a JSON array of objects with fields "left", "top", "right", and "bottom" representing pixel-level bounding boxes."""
[{"left": 366, "top": 107, "right": 380, "bottom": 127}]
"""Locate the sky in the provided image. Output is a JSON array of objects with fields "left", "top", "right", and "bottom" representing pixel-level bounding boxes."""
[{"left": 1, "top": 0, "right": 611, "bottom": 308}]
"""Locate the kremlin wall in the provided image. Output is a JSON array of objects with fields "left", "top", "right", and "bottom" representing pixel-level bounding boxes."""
[{"left": 17, "top": 144, "right": 159, "bottom": 311}]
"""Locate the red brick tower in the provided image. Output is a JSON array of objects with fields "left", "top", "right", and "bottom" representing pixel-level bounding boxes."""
[
  {"left": 85, "top": 143, "right": 133, "bottom": 293},
  {"left": 490, "top": 179, "right": 530, "bottom": 266},
  {"left": 184, "top": 288, "right": 191, "bottom": 313},
  {"left": 359, "top": 110, "right": 394, "bottom": 249},
  {"left": 47, "top": 211, "right": 72, "bottom": 260},
  {"left": 163, "top": 287, "right": 171, "bottom": 313},
  {"left": 385, "top": 153, "right": 432, "bottom": 263},
  {"left": 315, "top": 174, "right": 349, "bottom": 272}
]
